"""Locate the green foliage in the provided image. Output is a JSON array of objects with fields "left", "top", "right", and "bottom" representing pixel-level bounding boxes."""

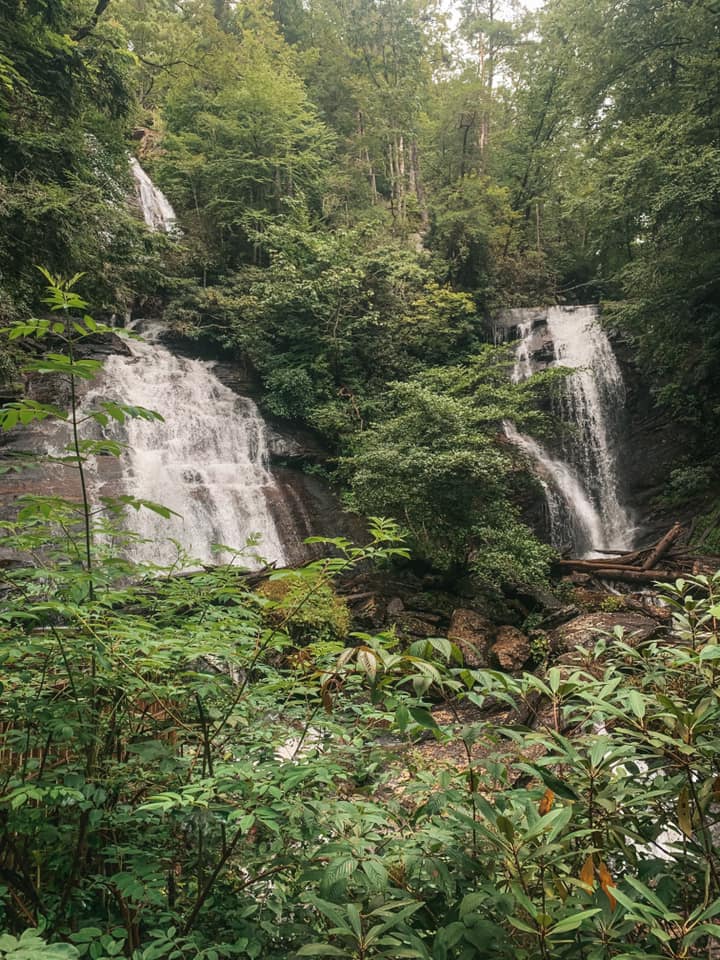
[
  {"left": 345, "top": 358, "right": 556, "bottom": 585},
  {"left": 258, "top": 570, "right": 351, "bottom": 645},
  {"left": 3, "top": 275, "right": 720, "bottom": 960},
  {"left": 0, "top": 931, "right": 78, "bottom": 960},
  {"left": 0, "top": 0, "right": 156, "bottom": 313},
  {"left": 161, "top": 224, "right": 489, "bottom": 456}
]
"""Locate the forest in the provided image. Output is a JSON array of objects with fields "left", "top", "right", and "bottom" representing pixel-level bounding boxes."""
[{"left": 1, "top": 0, "right": 720, "bottom": 956}]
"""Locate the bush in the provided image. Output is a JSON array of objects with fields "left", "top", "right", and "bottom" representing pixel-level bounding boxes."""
[{"left": 258, "top": 571, "right": 351, "bottom": 645}]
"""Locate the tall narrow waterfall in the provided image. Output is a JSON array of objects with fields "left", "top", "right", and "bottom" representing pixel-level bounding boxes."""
[
  {"left": 504, "top": 305, "right": 635, "bottom": 556},
  {"left": 130, "top": 157, "right": 177, "bottom": 233},
  {"left": 83, "top": 326, "right": 287, "bottom": 567}
]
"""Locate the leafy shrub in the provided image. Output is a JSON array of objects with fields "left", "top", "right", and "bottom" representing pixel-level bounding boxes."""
[{"left": 258, "top": 570, "right": 351, "bottom": 645}]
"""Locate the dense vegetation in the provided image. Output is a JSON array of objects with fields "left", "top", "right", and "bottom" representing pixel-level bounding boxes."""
[
  {"left": 2, "top": 1, "right": 720, "bottom": 955},
  {"left": 2, "top": 0, "right": 720, "bottom": 572},
  {"left": 1, "top": 278, "right": 720, "bottom": 958}
]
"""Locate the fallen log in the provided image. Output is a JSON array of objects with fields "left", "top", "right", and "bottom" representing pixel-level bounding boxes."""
[
  {"left": 556, "top": 560, "right": 673, "bottom": 583},
  {"left": 589, "top": 567, "right": 675, "bottom": 584},
  {"left": 642, "top": 522, "right": 683, "bottom": 570}
]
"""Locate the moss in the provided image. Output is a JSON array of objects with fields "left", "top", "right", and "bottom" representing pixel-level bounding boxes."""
[
  {"left": 692, "top": 503, "right": 720, "bottom": 555},
  {"left": 258, "top": 573, "right": 350, "bottom": 646}
]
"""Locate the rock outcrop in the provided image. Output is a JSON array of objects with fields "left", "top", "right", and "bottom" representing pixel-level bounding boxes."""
[
  {"left": 549, "top": 611, "right": 664, "bottom": 655},
  {"left": 490, "top": 626, "right": 531, "bottom": 673},
  {"left": 447, "top": 608, "right": 496, "bottom": 668}
]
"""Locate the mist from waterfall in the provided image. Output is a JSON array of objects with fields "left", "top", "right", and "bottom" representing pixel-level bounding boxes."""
[
  {"left": 504, "top": 305, "right": 635, "bottom": 556},
  {"left": 82, "top": 325, "right": 287, "bottom": 568}
]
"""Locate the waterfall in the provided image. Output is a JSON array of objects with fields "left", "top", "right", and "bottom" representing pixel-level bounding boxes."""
[
  {"left": 130, "top": 157, "right": 178, "bottom": 233},
  {"left": 82, "top": 324, "right": 287, "bottom": 568},
  {"left": 503, "top": 421, "right": 606, "bottom": 554},
  {"left": 504, "top": 305, "right": 635, "bottom": 556}
]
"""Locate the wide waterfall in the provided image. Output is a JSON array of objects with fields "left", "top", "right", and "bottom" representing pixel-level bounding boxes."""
[
  {"left": 83, "top": 324, "right": 287, "bottom": 567},
  {"left": 504, "top": 305, "right": 635, "bottom": 556}
]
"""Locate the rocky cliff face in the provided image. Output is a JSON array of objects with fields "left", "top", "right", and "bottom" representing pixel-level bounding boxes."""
[{"left": 610, "top": 334, "right": 690, "bottom": 541}]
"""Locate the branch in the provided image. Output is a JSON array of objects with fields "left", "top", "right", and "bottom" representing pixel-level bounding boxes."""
[{"left": 72, "top": 0, "right": 112, "bottom": 41}]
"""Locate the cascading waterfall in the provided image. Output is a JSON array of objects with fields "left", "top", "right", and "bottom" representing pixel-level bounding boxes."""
[
  {"left": 503, "top": 305, "right": 635, "bottom": 556},
  {"left": 503, "top": 421, "right": 606, "bottom": 552},
  {"left": 83, "top": 324, "right": 287, "bottom": 567},
  {"left": 68, "top": 161, "right": 286, "bottom": 567},
  {"left": 130, "top": 157, "right": 177, "bottom": 233}
]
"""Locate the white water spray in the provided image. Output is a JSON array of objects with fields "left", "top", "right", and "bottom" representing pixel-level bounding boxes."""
[
  {"left": 130, "top": 157, "right": 178, "bottom": 233},
  {"left": 83, "top": 325, "right": 287, "bottom": 568},
  {"left": 504, "top": 306, "right": 635, "bottom": 556}
]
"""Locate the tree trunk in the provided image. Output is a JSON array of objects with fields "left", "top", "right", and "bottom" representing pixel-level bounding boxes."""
[
  {"left": 411, "top": 139, "right": 429, "bottom": 227},
  {"left": 642, "top": 522, "right": 683, "bottom": 570}
]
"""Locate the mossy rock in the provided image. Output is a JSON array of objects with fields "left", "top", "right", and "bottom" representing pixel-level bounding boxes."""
[{"left": 258, "top": 573, "right": 350, "bottom": 646}]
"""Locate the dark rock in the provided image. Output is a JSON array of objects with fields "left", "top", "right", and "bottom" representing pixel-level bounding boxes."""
[
  {"left": 265, "top": 467, "right": 366, "bottom": 567},
  {"left": 396, "top": 614, "right": 441, "bottom": 639},
  {"left": 404, "top": 592, "right": 457, "bottom": 617},
  {"left": 265, "top": 423, "right": 327, "bottom": 464},
  {"left": 536, "top": 604, "right": 581, "bottom": 630},
  {"left": 387, "top": 597, "right": 405, "bottom": 617},
  {"left": 549, "top": 612, "right": 664, "bottom": 655},
  {"left": 211, "top": 360, "right": 260, "bottom": 397},
  {"left": 76, "top": 333, "right": 133, "bottom": 360},
  {"left": 509, "top": 581, "right": 563, "bottom": 613},
  {"left": 490, "top": 626, "right": 531, "bottom": 673},
  {"left": 353, "top": 596, "right": 385, "bottom": 629},
  {"left": 563, "top": 572, "right": 591, "bottom": 585},
  {"left": 448, "top": 608, "right": 496, "bottom": 668},
  {"left": 531, "top": 341, "right": 555, "bottom": 364}
]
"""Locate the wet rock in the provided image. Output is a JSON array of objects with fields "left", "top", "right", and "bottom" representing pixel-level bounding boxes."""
[
  {"left": 448, "top": 608, "right": 496, "bottom": 668},
  {"left": 396, "top": 614, "right": 442, "bottom": 639},
  {"left": 387, "top": 597, "right": 405, "bottom": 617},
  {"left": 404, "top": 592, "right": 457, "bottom": 617},
  {"left": 353, "top": 596, "right": 385, "bottom": 629},
  {"left": 549, "top": 612, "right": 664, "bottom": 655},
  {"left": 265, "top": 422, "right": 328, "bottom": 464},
  {"left": 211, "top": 360, "right": 260, "bottom": 397},
  {"left": 536, "top": 604, "right": 581, "bottom": 630},
  {"left": 76, "top": 332, "right": 133, "bottom": 360},
  {"left": 490, "top": 626, "right": 531, "bottom": 673},
  {"left": 266, "top": 467, "right": 365, "bottom": 567}
]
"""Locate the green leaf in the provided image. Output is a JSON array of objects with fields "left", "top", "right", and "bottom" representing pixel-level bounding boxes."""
[
  {"left": 295, "top": 947, "right": 347, "bottom": 957},
  {"left": 549, "top": 909, "right": 601, "bottom": 935},
  {"left": 408, "top": 706, "right": 439, "bottom": 730}
]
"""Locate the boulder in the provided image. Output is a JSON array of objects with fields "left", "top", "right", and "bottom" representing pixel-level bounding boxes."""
[
  {"left": 490, "top": 626, "right": 531, "bottom": 673},
  {"left": 536, "top": 604, "right": 581, "bottom": 630},
  {"left": 396, "top": 614, "right": 443, "bottom": 639},
  {"left": 448, "top": 608, "right": 496, "bottom": 668},
  {"left": 386, "top": 597, "right": 405, "bottom": 617},
  {"left": 549, "top": 612, "right": 664, "bottom": 655}
]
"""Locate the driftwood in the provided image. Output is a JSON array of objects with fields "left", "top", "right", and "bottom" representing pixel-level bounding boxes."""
[{"left": 556, "top": 523, "right": 720, "bottom": 585}]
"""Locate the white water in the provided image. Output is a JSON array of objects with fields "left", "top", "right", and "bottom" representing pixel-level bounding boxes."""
[
  {"left": 504, "top": 306, "right": 635, "bottom": 556},
  {"left": 100, "top": 164, "right": 284, "bottom": 566},
  {"left": 83, "top": 325, "right": 287, "bottom": 568},
  {"left": 503, "top": 421, "right": 606, "bottom": 553},
  {"left": 130, "top": 157, "right": 178, "bottom": 233}
]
